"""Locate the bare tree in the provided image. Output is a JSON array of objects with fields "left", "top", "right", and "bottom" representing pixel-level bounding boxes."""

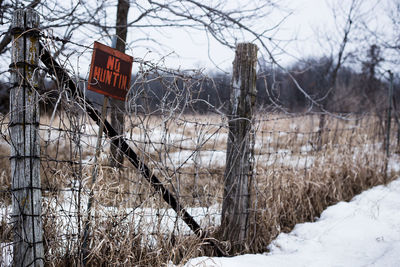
[
  {"left": 358, "top": 1, "right": 399, "bottom": 62},
  {"left": 109, "top": 0, "right": 130, "bottom": 168},
  {"left": 311, "top": 0, "right": 371, "bottom": 148},
  {"left": 0, "top": 1, "right": 41, "bottom": 56},
  {"left": 385, "top": 1, "right": 400, "bottom": 62},
  {"left": 311, "top": 0, "right": 378, "bottom": 107}
]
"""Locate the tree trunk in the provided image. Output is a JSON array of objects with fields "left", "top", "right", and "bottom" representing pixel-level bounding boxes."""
[
  {"left": 109, "top": 0, "right": 130, "bottom": 168},
  {"left": 221, "top": 43, "right": 257, "bottom": 253},
  {"left": 10, "top": 9, "right": 44, "bottom": 267}
]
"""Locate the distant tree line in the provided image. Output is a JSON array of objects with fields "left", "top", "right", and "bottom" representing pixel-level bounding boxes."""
[
  {"left": 0, "top": 53, "right": 397, "bottom": 116},
  {"left": 127, "top": 55, "right": 399, "bottom": 115}
]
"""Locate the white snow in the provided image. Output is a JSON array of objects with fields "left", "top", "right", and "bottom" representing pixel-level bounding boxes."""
[
  {"left": 0, "top": 204, "right": 12, "bottom": 266},
  {"left": 166, "top": 150, "right": 226, "bottom": 168},
  {"left": 182, "top": 178, "right": 400, "bottom": 267},
  {"left": 3, "top": 178, "right": 400, "bottom": 266}
]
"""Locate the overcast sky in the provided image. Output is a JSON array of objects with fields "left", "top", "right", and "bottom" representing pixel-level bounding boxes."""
[
  {"left": 1, "top": 0, "right": 391, "bottom": 79},
  {"left": 57, "top": 0, "right": 339, "bottom": 76},
  {"left": 95, "top": 0, "right": 390, "bottom": 73},
  {"left": 122, "top": 0, "right": 335, "bottom": 71},
  {"left": 160, "top": 0, "right": 333, "bottom": 70}
]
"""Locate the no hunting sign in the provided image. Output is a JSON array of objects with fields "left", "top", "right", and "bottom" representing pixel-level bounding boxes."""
[{"left": 88, "top": 41, "right": 133, "bottom": 101}]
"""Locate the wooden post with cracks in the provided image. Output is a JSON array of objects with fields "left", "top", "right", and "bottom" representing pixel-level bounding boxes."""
[
  {"left": 9, "top": 9, "right": 44, "bottom": 267},
  {"left": 385, "top": 70, "right": 394, "bottom": 183},
  {"left": 221, "top": 43, "right": 258, "bottom": 253}
]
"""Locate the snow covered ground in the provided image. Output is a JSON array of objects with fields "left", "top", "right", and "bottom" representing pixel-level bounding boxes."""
[
  {"left": 182, "top": 178, "right": 400, "bottom": 267},
  {"left": 3, "top": 175, "right": 400, "bottom": 266}
]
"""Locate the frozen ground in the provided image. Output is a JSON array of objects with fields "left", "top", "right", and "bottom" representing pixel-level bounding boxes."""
[
  {"left": 2, "top": 173, "right": 400, "bottom": 266},
  {"left": 181, "top": 177, "right": 400, "bottom": 267}
]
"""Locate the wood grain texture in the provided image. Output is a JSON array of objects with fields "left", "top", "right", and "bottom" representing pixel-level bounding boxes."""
[
  {"left": 221, "top": 43, "right": 258, "bottom": 253},
  {"left": 10, "top": 9, "right": 44, "bottom": 267}
]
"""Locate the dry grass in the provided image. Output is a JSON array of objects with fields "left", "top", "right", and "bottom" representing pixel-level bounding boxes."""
[
  {"left": 247, "top": 147, "right": 392, "bottom": 253},
  {"left": 0, "top": 112, "right": 398, "bottom": 265}
]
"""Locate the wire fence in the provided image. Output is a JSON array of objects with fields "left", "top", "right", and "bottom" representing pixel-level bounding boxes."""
[
  {"left": 1, "top": 104, "right": 399, "bottom": 264},
  {"left": 1, "top": 25, "right": 399, "bottom": 266}
]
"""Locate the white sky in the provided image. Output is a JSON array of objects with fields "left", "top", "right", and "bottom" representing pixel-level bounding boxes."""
[
  {"left": 123, "top": 0, "right": 335, "bottom": 71},
  {"left": 79, "top": 0, "right": 390, "bottom": 74},
  {"left": 0, "top": 0, "right": 393, "bottom": 79},
  {"left": 51, "top": 0, "right": 338, "bottom": 77}
]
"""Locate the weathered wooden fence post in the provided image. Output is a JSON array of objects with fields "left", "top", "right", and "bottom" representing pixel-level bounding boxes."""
[
  {"left": 9, "top": 9, "right": 44, "bottom": 266},
  {"left": 221, "top": 43, "right": 258, "bottom": 253},
  {"left": 386, "top": 71, "right": 393, "bottom": 159},
  {"left": 384, "top": 70, "right": 394, "bottom": 183}
]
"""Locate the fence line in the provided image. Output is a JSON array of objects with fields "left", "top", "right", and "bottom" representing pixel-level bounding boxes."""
[{"left": 1, "top": 15, "right": 399, "bottom": 265}]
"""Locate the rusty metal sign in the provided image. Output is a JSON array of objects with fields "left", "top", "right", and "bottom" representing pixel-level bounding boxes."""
[{"left": 88, "top": 41, "right": 133, "bottom": 101}]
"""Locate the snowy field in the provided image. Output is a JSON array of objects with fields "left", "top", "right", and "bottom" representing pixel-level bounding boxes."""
[
  {"left": 3, "top": 176, "right": 398, "bottom": 266},
  {"left": 1, "top": 115, "right": 393, "bottom": 265},
  {"left": 180, "top": 177, "right": 400, "bottom": 267}
]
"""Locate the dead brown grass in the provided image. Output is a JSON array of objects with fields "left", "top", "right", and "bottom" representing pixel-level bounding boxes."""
[
  {"left": 247, "top": 147, "right": 392, "bottom": 253},
  {"left": 0, "top": 112, "right": 397, "bottom": 265}
]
